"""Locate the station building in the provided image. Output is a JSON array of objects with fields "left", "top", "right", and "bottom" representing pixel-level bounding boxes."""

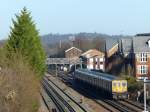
[
  {"left": 81, "top": 49, "right": 105, "bottom": 71},
  {"left": 65, "top": 47, "right": 82, "bottom": 59}
]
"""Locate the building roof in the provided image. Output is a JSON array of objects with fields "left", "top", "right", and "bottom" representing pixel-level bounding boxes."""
[
  {"left": 119, "top": 35, "right": 150, "bottom": 54},
  {"left": 105, "top": 38, "right": 118, "bottom": 52},
  {"left": 105, "top": 38, "right": 119, "bottom": 57},
  {"left": 121, "top": 38, "right": 132, "bottom": 53},
  {"left": 65, "top": 47, "right": 82, "bottom": 53},
  {"left": 136, "top": 33, "right": 150, "bottom": 36},
  {"left": 82, "top": 49, "right": 104, "bottom": 58},
  {"left": 133, "top": 36, "right": 150, "bottom": 53}
]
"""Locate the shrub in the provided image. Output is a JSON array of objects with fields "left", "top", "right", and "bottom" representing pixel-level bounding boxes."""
[
  {"left": 0, "top": 50, "right": 40, "bottom": 112},
  {"left": 122, "top": 75, "right": 143, "bottom": 93}
]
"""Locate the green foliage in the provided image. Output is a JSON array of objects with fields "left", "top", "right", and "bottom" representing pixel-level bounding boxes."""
[
  {"left": 122, "top": 75, "right": 143, "bottom": 92},
  {"left": 127, "top": 64, "right": 134, "bottom": 76},
  {"left": 5, "top": 7, "right": 46, "bottom": 77}
]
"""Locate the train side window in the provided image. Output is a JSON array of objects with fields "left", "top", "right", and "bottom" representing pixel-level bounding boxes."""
[
  {"left": 122, "top": 82, "right": 126, "bottom": 87},
  {"left": 95, "top": 78, "right": 97, "bottom": 86},
  {"left": 106, "top": 83, "right": 108, "bottom": 89},
  {"left": 93, "top": 77, "right": 96, "bottom": 85},
  {"left": 99, "top": 77, "right": 101, "bottom": 85},
  {"left": 109, "top": 83, "right": 111, "bottom": 90}
]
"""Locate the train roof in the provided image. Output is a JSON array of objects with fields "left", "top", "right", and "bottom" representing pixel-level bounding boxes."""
[{"left": 75, "top": 69, "right": 122, "bottom": 81}]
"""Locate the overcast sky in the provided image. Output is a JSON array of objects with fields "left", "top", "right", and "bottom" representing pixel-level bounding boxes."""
[{"left": 0, "top": 0, "right": 150, "bottom": 39}]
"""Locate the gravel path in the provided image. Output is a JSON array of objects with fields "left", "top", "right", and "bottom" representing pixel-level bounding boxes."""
[{"left": 38, "top": 95, "right": 49, "bottom": 112}]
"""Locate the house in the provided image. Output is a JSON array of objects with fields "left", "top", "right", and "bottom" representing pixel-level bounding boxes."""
[
  {"left": 133, "top": 35, "right": 150, "bottom": 80},
  {"left": 82, "top": 49, "right": 105, "bottom": 71},
  {"left": 65, "top": 47, "right": 82, "bottom": 59},
  {"left": 120, "top": 34, "right": 150, "bottom": 79}
]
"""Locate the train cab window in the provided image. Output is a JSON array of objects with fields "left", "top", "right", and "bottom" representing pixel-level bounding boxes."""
[
  {"left": 122, "top": 82, "right": 126, "bottom": 87},
  {"left": 113, "top": 83, "right": 116, "bottom": 87}
]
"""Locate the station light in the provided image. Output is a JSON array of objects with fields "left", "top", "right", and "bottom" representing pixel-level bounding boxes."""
[{"left": 143, "top": 77, "right": 150, "bottom": 112}]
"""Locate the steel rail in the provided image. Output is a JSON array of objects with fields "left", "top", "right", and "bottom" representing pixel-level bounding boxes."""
[
  {"left": 45, "top": 77, "right": 88, "bottom": 112},
  {"left": 42, "top": 77, "right": 88, "bottom": 112},
  {"left": 42, "top": 80, "right": 70, "bottom": 112}
]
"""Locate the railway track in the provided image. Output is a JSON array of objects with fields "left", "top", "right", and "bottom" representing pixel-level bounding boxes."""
[
  {"left": 47, "top": 71, "right": 119, "bottom": 112},
  {"left": 42, "top": 76, "right": 88, "bottom": 112},
  {"left": 48, "top": 70, "right": 147, "bottom": 112},
  {"left": 78, "top": 83, "right": 145, "bottom": 112},
  {"left": 123, "top": 99, "right": 144, "bottom": 109},
  {"left": 74, "top": 78, "right": 144, "bottom": 112},
  {"left": 42, "top": 80, "right": 71, "bottom": 112},
  {"left": 118, "top": 100, "right": 143, "bottom": 112},
  {"left": 47, "top": 70, "right": 148, "bottom": 112},
  {"left": 40, "top": 88, "right": 58, "bottom": 112},
  {"left": 76, "top": 84, "right": 142, "bottom": 112},
  {"left": 123, "top": 99, "right": 150, "bottom": 111}
]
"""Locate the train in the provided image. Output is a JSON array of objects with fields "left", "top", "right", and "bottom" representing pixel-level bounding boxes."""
[{"left": 74, "top": 69, "right": 128, "bottom": 100}]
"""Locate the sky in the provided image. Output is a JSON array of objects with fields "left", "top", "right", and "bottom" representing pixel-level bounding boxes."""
[{"left": 0, "top": 0, "right": 150, "bottom": 39}]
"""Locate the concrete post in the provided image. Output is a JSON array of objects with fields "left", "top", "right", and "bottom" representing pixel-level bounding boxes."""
[
  {"left": 143, "top": 78, "right": 148, "bottom": 112},
  {"left": 55, "top": 64, "right": 57, "bottom": 76},
  {"left": 80, "top": 61, "right": 83, "bottom": 69}
]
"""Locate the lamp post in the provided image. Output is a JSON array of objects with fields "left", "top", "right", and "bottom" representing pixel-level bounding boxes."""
[
  {"left": 80, "top": 59, "right": 83, "bottom": 69},
  {"left": 55, "top": 64, "right": 57, "bottom": 77},
  {"left": 143, "top": 77, "right": 149, "bottom": 112}
]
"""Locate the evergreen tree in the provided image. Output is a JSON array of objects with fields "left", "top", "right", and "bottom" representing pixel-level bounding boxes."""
[{"left": 5, "top": 7, "right": 46, "bottom": 76}]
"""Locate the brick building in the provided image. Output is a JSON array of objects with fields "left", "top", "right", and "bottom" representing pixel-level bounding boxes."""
[
  {"left": 133, "top": 35, "right": 150, "bottom": 80},
  {"left": 120, "top": 34, "right": 150, "bottom": 79},
  {"left": 65, "top": 47, "right": 82, "bottom": 59}
]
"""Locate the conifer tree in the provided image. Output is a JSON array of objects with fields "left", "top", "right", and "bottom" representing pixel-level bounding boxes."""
[{"left": 5, "top": 7, "right": 46, "bottom": 76}]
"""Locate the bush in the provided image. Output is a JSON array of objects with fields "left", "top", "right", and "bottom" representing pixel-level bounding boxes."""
[
  {"left": 121, "top": 75, "right": 143, "bottom": 93},
  {"left": 0, "top": 50, "right": 40, "bottom": 112}
]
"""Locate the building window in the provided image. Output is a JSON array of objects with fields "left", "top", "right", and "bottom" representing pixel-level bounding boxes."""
[
  {"left": 100, "top": 62, "right": 103, "bottom": 64},
  {"left": 137, "top": 65, "right": 148, "bottom": 74},
  {"left": 89, "top": 58, "right": 93, "bottom": 62},
  {"left": 138, "top": 53, "right": 148, "bottom": 62},
  {"left": 100, "top": 58, "right": 104, "bottom": 62},
  {"left": 95, "top": 58, "right": 98, "bottom": 61}
]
